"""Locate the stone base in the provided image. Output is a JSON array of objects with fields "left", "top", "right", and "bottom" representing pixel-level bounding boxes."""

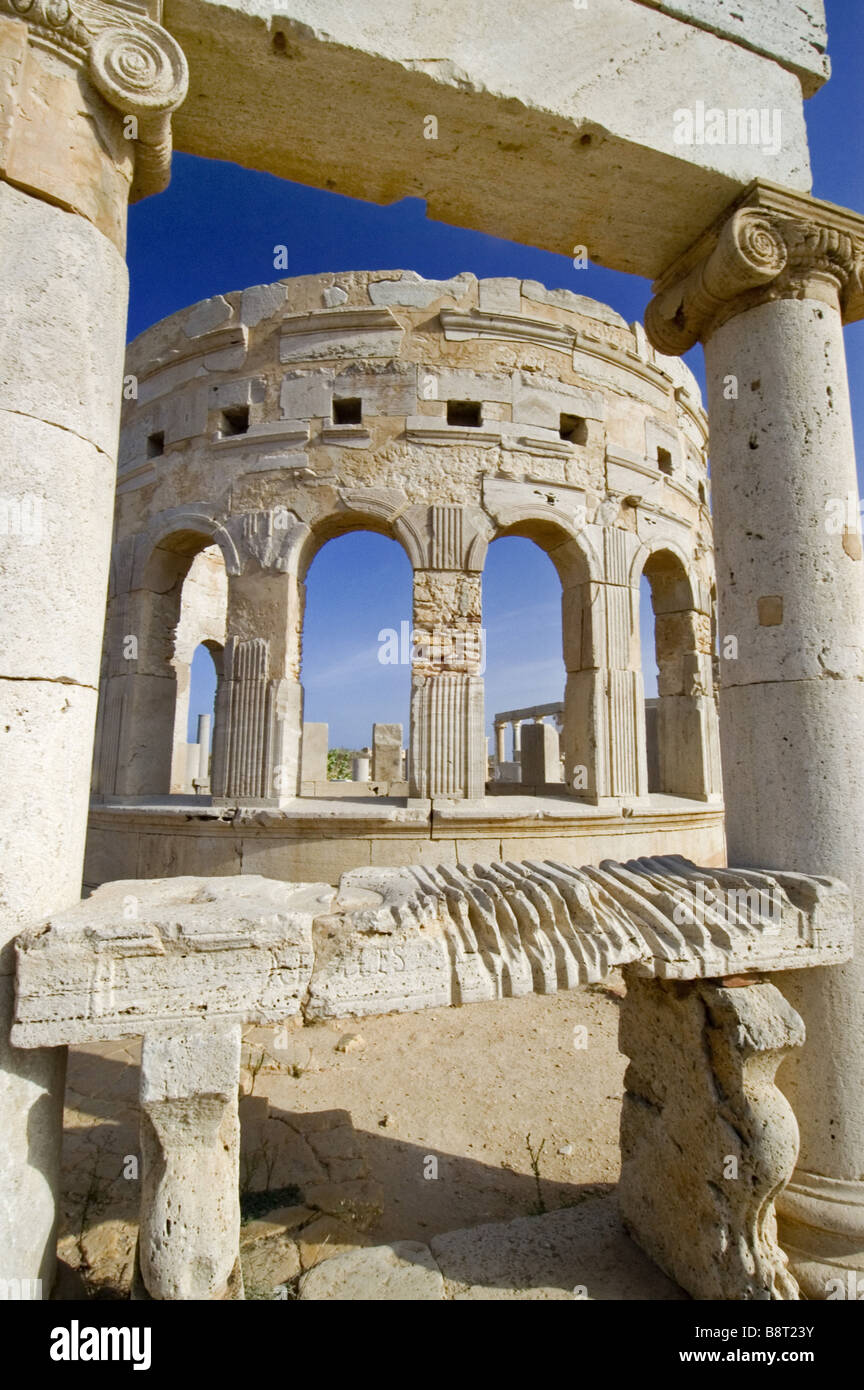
[{"left": 85, "top": 794, "right": 726, "bottom": 889}]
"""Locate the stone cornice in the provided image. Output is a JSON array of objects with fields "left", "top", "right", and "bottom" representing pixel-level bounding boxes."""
[
  {"left": 0, "top": 0, "right": 187, "bottom": 199},
  {"left": 644, "top": 181, "right": 864, "bottom": 354}
]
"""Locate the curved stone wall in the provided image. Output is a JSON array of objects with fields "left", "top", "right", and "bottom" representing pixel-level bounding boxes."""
[{"left": 93, "top": 269, "right": 720, "bottom": 822}]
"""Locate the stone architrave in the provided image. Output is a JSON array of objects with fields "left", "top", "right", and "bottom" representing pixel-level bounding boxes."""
[
  {"left": 645, "top": 181, "right": 864, "bottom": 1296},
  {"left": 0, "top": 0, "right": 187, "bottom": 1288}
]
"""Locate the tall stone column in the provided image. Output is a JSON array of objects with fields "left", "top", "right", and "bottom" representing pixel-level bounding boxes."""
[
  {"left": 494, "top": 722, "right": 507, "bottom": 764},
  {"left": 645, "top": 183, "right": 864, "bottom": 1295},
  {"left": 212, "top": 516, "right": 305, "bottom": 801},
  {"left": 0, "top": 2, "right": 186, "bottom": 1286},
  {"left": 410, "top": 507, "right": 485, "bottom": 798},
  {"left": 562, "top": 528, "right": 647, "bottom": 803}
]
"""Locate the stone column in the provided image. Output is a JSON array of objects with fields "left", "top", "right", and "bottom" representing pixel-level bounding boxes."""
[
  {"left": 409, "top": 508, "right": 485, "bottom": 798},
  {"left": 0, "top": 2, "right": 186, "bottom": 1287},
  {"left": 645, "top": 183, "right": 864, "bottom": 1295},
  {"left": 196, "top": 714, "right": 211, "bottom": 788},
  {"left": 562, "top": 528, "right": 647, "bottom": 803},
  {"left": 212, "top": 516, "right": 305, "bottom": 801},
  {"left": 494, "top": 722, "right": 507, "bottom": 765},
  {"left": 137, "top": 1023, "right": 243, "bottom": 1301},
  {"left": 511, "top": 720, "right": 522, "bottom": 759},
  {"left": 654, "top": 599, "right": 722, "bottom": 801}
]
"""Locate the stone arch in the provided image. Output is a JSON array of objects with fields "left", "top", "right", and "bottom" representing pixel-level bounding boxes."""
[
  {"left": 482, "top": 517, "right": 597, "bottom": 796},
  {"left": 296, "top": 504, "right": 422, "bottom": 583},
  {"left": 97, "top": 524, "right": 232, "bottom": 797},
  {"left": 636, "top": 544, "right": 721, "bottom": 801},
  {"left": 299, "top": 522, "right": 414, "bottom": 795},
  {"left": 138, "top": 507, "right": 241, "bottom": 588}
]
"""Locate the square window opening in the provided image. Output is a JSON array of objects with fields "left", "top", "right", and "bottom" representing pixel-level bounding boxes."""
[
  {"left": 447, "top": 400, "right": 483, "bottom": 428},
  {"left": 333, "top": 397, "right": 363, "bottom": 425},
  {"left": 219, "top": 406, "right": 249, "bottom": 437},
  {"left": 559, "top": 413, "right": 588, "bottom": 444},
  {"left": 657, "top": 446, "right": 673, "bottom": 475},
  {"left": 146, "top": 431, "right": 165, "bottom": 459}
]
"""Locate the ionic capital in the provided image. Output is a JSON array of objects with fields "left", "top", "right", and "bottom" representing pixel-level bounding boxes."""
[
  {"left": 0, "top": 0, "right": 187, "bottom": 200},
  {"left": 645, "top": 182, "right": 864, "bottom": 354}
]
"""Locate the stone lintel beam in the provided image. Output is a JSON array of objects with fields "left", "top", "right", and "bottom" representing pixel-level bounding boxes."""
[
  {"left": 644, "top": 180, "right": 864, "bottom": 355},
  {"left": 12, "top": 858, "right": 851, "bottom": 1044}
]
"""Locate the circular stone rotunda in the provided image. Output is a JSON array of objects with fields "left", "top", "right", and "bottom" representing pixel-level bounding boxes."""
[{"left": 87, "top": 270, "right": 724, "bottom": 888}]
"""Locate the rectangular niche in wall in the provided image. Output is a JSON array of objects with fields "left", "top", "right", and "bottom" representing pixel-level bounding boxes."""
[
  {"left": 146, "top": 431, "right": 165, "bottom": 458},
  {"left": 218, "top": 406, "right": 250, "bottom": 437},
  {"left": 332, "top": 397, "right": 363, "bottom": 424},
  {"left": 559, "top": 413, "right": 588, "bottom": 444},
  {"left": 447, "top": 400, "right": 483, "bottom": 427}
]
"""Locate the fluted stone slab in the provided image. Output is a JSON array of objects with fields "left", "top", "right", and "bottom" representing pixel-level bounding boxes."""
[{"left": 13, "top": 857, "right": 850, "bottom": 1043}]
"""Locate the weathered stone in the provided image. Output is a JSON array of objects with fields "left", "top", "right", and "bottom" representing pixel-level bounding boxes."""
[
  {"left": 299, "top": 1240, "right": 445, "bottom": 1301},
  {"left": 619, "top": 973, "right": 803, "bottom": 1300}
]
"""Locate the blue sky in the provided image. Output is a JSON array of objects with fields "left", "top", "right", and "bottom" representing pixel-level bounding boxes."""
[{"left": 125, "top": 3, "right": 864, "bottom": 749}]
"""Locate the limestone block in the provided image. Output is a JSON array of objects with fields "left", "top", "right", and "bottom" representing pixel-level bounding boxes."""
[
  {"left": 241, "top": 282, "right": 289, "bottom": 328},
  {"left": 332, "top": 363, "right": 417, "bottom": 416},
  {"left": 478, "top": 279, "right": 522, "bottom": 313},
  {"left": 280, "top": 308, "right": 403, "bottom": 361},
  {"left": 520, "top": 723, "right": 561, "bottom": 786},
  {"left": 299, "top": 1241, "right": 444, "bottom": 1300},
  {"left": 432, "top": 367, "right": 513, "bottom": 405},
  {"left": 168, "top": 3, "right": 812, "bottom": 280},
  {"left": 0, "top": 410, "right": 117, "bottom": 684},
  {"left": 301, "top": 723, "right": 329, "bottom": 784},
  {"left": 138, "top": 1022, "right": 243, "bottom": 1300},
  {"left": 184, "top": 296, "right": 232, "bottom": 338},
  {"left": 368, "top": 272, "right": 474, "bottom": 308},
  {"left": 372, "top": 723, "right": 402, "bottom": 782},
  {"left": 494, "top": 761, "right": 522, "bottom": 784},
  {"left": 12, "top": 876, "right": 334, "bottom": 1046},
  {"left": 619, "top": 973, "right": 804, "bottom": 1300},
  {"left": 512, "top": 372, "right": 604, "bottom": 430},
  {"left": 301, "top": 857, "right": 851, "bottom": 1021},
  {"left": 279, "top": 371, "right": 334, "bottom": 420},
  {"left": 521, "top": 282, "right": 628, "bottom": 328}
]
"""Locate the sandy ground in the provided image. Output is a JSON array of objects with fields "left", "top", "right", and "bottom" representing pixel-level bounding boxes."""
[{"left": 57, "top": 977, "right": 626, "bottom": 1296}]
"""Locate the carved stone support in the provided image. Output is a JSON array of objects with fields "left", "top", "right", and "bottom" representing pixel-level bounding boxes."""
[
  {"left": 619, "top": 972, "right": 804, "bottom": 1300},
  {"left": 410, "top": 567, "right": 485, "bottom": 798},
  {"left": 644, "top": 181, "right": 864, "bottom": 1293},
  {"left": 136, "top": 1023, "right": 243, "bottom": 1301}
]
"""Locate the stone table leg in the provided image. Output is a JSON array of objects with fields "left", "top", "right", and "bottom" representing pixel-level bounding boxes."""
[
  {"left": 619, "top": 972, "right": 804, "bottom": 1300},
  {"left": 137, "top": 1023, "right": 243, "bottom": 1301}
]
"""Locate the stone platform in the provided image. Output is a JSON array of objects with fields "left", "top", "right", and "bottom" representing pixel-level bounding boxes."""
[{"left": 85, "top": 793, "right": 726, "bottom": 889}]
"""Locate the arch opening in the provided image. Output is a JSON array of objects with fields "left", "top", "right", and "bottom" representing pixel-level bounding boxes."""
[
  {"left": 484, "top": 534, "right": 568, "bottom": 791},
  {"left": 300, "top": 530, "right": 412, "bottom": 794}
]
